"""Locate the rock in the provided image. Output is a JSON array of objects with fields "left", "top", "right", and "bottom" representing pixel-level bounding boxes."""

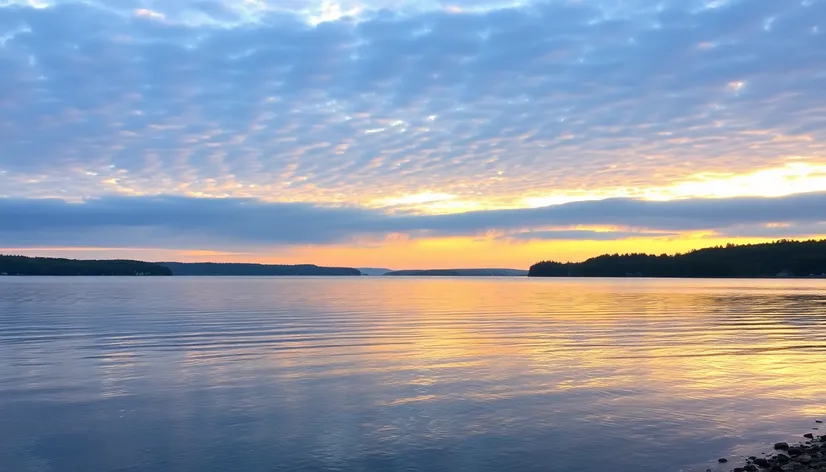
[{"left": 705, "top": 430, "right": 826, "bottom": 472}]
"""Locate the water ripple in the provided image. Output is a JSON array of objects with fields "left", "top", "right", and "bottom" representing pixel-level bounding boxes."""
[{"left": 2, "top": 277, "right": 826, "bottom": 472}]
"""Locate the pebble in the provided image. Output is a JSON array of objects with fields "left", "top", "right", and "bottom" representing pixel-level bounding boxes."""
[
  {"left": 710, "top": 430, "right": 826, "bottom": 471},
  {"left": 753, "top": 457, "right": 770, "bottom": 467}
]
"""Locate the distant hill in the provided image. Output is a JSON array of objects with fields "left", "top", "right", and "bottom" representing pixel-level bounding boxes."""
[
  {"left": 0, "top": 255, "right": 172, "bottom": 276},
  {"left": 358, "top": 268, "right": 392, "bottom": 276},
  {"left": 160, "top": 262, "right": 361, "bottom": 276},
  {"left": 384, "top": 268, "right": 528, "bottom": 277},
  {"left": 529, "top": 239, "right": 826, "bottom": 278}
]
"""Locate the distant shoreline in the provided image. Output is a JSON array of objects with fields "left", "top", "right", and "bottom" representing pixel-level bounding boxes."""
[
  {"left": 0, "top": 256, "right": 359, "bottom": 277},
  {"left": 3, "top": 272, "right": 826, "bottom": 280},
  {"left": 383, "top": 268, "right": 528, "bottom": 277},
  {"left": 6, "top": 239, "right": 826, "bottom": 278}
]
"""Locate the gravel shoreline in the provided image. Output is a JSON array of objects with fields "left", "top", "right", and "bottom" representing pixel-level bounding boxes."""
[{"left": 713, "top": 422, "right": 826, "bottom": 472}]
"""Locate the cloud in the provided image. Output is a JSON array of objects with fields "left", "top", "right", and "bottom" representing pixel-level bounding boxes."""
[
  {"left": 716, "top": 222, "right": 826, "bottom": 240},
  {"left": 2, "top": 192, "right": 826, "bottom": 249},
  {"left": 0, "top": 0, "right": 825, "bottom": 211},
  {"left": 502, "top": 230, "right": 679, "bottom": 242}
]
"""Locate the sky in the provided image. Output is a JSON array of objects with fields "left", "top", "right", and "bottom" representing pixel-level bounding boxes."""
[{"left": 1, "top": 0, "right": 826, "bottom": 269}]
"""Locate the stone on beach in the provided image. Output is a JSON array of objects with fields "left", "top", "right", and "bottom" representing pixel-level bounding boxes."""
[{"left": 724, "top": 433, "right": 826, "bottom": 472}]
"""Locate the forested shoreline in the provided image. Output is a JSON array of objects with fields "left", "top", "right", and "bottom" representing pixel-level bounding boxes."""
[
  {"left": 0, "top": 257, "right": 362, "bottom": 276},
  {"left": 529, "top": 240, "right": 826, "bottom": 278},
  {"left": 159, "top": 262, "right": 361, "bottom": 276},
  {"left": 0, "top": 255, "right": 172, "bottom": 276}
]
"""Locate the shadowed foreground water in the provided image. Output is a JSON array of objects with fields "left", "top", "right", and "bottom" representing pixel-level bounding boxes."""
[{"left": 2, "top": 277, "right": 826, "bottom": 472}]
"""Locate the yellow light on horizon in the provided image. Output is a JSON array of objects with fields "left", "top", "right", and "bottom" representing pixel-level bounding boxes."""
[{"left": 519, "top": 162, "right": 826, "bottom": 210}]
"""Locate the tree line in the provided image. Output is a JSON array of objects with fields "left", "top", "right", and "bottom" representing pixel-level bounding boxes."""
[
  {"left": 0, "top": 255, "right": 172, "bottom": 276},
  {"left": 159, "top": 262, "right": 361, "bottom": 276},
  {"left": 528, "top": 239, "right": 826, "bottom": 278}
]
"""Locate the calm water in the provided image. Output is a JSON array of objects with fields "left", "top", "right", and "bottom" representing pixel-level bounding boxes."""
[{"left": 2, "top": 277, "right": 826, "bottom": 472}]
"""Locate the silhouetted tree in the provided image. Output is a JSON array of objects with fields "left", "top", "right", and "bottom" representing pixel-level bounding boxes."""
[
  {"left": 528, "top": 240, "right": 826, "bottom": 278},
  {"left": 0, "top": 255, "right": 172, "bottom": 276}
]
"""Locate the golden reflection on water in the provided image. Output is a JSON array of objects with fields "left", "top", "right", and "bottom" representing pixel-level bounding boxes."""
[
  {"left": 4, "top": 277, "right": 826, "bottom": 472},
  {"left": 171, "top": 278, "right": 826, "bottom": 430}
]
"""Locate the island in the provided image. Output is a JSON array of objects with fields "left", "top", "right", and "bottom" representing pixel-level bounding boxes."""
[
  {"left": 0, "top": 255, "right": 172, "bottom": 276},
  {"left": 159, "top": 262, "right": 361, "bottom": 276},
  {"left": 384, "top": 268, "right": 528, "bottom": 277},
  {"left": 529, "top": 239, "right": 826, "bottom": 278}
]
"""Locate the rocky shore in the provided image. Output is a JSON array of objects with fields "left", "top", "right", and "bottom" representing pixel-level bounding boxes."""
[{"left": 714, "top": 422, "right": 826, "bottom": 472}]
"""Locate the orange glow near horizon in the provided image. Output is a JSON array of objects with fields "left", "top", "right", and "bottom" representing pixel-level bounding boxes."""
[{"left": 4, "top": 233, "right": 824, "bottom": 270}]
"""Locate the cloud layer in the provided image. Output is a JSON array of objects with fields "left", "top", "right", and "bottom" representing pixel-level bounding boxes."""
[
  {"left": 1, "top": 0, "right": 825, "bottom": 210},
  {"left": 3, "top": 192, "right": 826, "bottom": 249},
  {"left": 2, "top": 0, "right": 826, "bottom": 257}
]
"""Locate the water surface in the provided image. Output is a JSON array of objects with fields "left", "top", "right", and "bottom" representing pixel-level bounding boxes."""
[{"left": 2, "top": 277, "right": 826, "bottom": 472}]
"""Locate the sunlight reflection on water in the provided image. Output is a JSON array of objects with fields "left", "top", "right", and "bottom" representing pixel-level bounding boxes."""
[{"left": 1, "top": 277, "right": 826, "bottom": 472}]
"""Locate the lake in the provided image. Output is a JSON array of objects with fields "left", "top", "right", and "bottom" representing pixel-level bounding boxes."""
[{"left": 1, "top": 277, "right": 826, "bottom": 472}]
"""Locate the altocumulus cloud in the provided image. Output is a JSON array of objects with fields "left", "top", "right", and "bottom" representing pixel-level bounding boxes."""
[
  {"left": 1, "top": 0, "right": 826, "bottom": 249},
  {"left": 2, "top": 193, "right": 826, "bottom": 249}
]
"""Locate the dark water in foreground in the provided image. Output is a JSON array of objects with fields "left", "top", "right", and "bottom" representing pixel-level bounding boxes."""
[{"left": 2, "top": 277, "right": 826, "bottom": 472}]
